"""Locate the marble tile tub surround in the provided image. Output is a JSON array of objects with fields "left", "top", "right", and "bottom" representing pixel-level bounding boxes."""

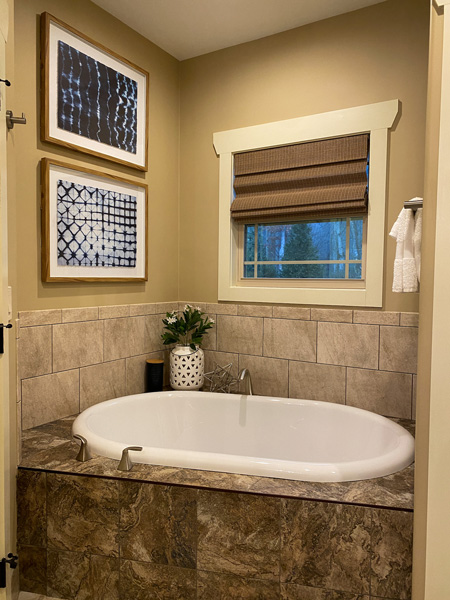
[
  {"left": 17, "top": 468, "right": 413, "bottom": 600},
  {"left": 17, "top": 302, "right": 419, "bottom": 434}
]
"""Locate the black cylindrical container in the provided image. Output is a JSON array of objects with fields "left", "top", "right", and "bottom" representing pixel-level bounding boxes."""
[{"left": 146, "top": 359, "right": 164, "bottom": 392}]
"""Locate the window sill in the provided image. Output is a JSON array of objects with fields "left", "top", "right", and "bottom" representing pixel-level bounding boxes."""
[{"left": 219, "top": 284, "right": 380, "bottom": 307}]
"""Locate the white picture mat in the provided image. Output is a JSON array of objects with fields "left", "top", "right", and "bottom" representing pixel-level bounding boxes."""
[
  {"left": 47, "top": 20, "right": 147, "bottom": 168},
  {"left": 48, "top": 164, "right": 146, "bottom": 279}
]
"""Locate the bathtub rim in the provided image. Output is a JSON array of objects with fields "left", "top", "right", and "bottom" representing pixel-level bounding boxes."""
[{"left": 72, "top": 391, "right": 415, "bottom": 484}]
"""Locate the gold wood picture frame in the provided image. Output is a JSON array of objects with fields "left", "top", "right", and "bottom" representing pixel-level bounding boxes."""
[
  {"left": 41, "top": 12, "right": 149, "bottom": 171},
  {"left": 41, "top": 158, "right": 148, "bottom": 282}
]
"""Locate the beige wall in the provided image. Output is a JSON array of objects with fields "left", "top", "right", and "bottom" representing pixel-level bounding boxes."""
[
  {"left": 10, "top": 0, "right": 430, "bottom": 312},
  {"left": 10, "top": 0, "right": 180, "bottom": 311},
  {"left": 179, "top": 0, "right": 429, "bottom": 310}
]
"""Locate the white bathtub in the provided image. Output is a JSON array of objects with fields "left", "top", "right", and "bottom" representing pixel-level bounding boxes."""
[{"left": 72, "top": 391, "right": 415, "bottom": 483}]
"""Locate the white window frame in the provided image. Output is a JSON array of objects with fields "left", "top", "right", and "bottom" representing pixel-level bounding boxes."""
[{"left": 213, "top": 100, "right": 399, "bottom": 307}]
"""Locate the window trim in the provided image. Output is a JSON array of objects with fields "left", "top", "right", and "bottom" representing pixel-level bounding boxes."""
[{"left": 213, "top": 100, "right": 399, "bottom": 307}]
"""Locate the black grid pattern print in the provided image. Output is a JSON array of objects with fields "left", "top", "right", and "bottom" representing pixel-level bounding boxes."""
[{"left": 57, "top": 179, "right": 138, "bottom": 268}]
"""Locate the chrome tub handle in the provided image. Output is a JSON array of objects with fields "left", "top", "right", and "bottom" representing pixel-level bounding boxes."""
[
  {"left": 118, "top": 446, "right": 143, "bottom": 471},
  {"left": 73, "top": 434, "right": 92, "bottom": 462}
]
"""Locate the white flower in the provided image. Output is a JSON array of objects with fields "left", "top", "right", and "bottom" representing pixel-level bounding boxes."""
[
  {"left": 195, "top": 306, "right": 202, "bottom": 311},
  {"left": 167, "top": 316, "right": 177, "bottom": 324},
  {"left": 209, "top": 317, "right": 215, "bottom": 324},
  {"left": 184, "top": 304, "right": 192, "bottom": 311}
]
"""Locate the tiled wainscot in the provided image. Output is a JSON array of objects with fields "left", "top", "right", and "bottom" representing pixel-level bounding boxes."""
[{"left": 17, "top": 303, "right": 419, "bottom": 436}]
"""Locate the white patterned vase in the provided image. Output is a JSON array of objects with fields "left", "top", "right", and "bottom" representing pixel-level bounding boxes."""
[{"left": 170, "top": 345, "right": 204, "bottom": 390}]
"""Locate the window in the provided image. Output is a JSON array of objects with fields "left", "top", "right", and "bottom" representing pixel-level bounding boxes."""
[
  {"left": 241, "top": 217, "right": 365, "bottom": 284},
  {"left": 213, "top": 100, "right": 399, "bottom": 307}
]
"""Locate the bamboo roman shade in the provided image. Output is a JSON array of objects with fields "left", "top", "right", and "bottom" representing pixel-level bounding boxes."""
[{"left": 231, "top": 134, "right": 369, "bottom": 221}]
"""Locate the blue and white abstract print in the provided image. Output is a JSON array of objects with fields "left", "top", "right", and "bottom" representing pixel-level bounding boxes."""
[
  {"left": 57, "top": 179, "right": 137, "bottom": 268},
  {"left": 57, "top": 41, "right": 138, "bottom": 154}
]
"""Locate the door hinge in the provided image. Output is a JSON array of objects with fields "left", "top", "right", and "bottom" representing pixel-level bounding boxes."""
[
  {"left": 0, "top": 553, "right": 18, "bottom": 588},
  {"left": 0, "top": 323, "right": 12, "bottom": 354}
]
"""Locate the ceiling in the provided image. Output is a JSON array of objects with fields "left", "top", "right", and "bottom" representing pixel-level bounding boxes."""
[{"left": 91, "top": 0, "right": 387, "bottom": 61}]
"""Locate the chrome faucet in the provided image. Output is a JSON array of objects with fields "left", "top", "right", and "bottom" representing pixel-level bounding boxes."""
[{"left": 238, "top": 368, "right": 253, "bottom": 395}]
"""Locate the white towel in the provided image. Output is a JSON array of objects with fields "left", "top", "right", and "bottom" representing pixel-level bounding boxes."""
[
  {"left": 414, "top": 208, "right": 422, "bottom": 283},
  {"left": 389, "top": 206, "right": 419, "bottom": 293}
]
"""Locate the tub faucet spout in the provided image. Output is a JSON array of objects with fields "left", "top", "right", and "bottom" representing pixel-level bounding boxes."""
[{"left": 238, "top": 368, "right": 253, "bottom": 395}]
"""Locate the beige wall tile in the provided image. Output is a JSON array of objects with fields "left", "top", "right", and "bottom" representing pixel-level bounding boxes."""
[
  {"left": 61, "top": 307, "right": 99, "bottom": 323},
  {"left": 204, "top": 351, "right": 239, "bottom": 378},
  {"left": 206, "top": 303, "right": 238, "bottom": 315},
  {"left": 126, "top": 351, "right": 168, "bottom": 395},
  {"left": 53, "top": 321, "right": 103, "bottom": 372},
  {"left": 19, "top": 309, "right": 61, "bottom": 327},
  {"left": 129, "top": 303, "right": 157, "bottom": 316},
  {"left": 143, "top": 314, "right": 166, "bottom": 353},
  {"left": 200, "top": 323, "right": 217, "bottom": 351},
  {"left": 379, "top": 326, "right": 418, "bottom": 374},
  {"left": 263, "top": 319, "right": 316, "bottom": 362},
  {"left": 238, "top": 304, "right": 273, "bottom": 318},
  {"left": 128, "top": 317, "right": 146, "bottom": 357},
  {"left": 413, "top": 374, "right": 417, "bottom": 419},
  {"left": 22, "top": 370, "right": 80, "bottom": 430},
  {"left": 289, "top": 362, "right": 346, "bottom": 404},
  {"left": 99, "top": 305, "right": 130, "bottom": 319},
  {"left": 346, "top": 368, "right": 412, "bottom": 418},
  {"left": 104, "top": 318, "right": 131, "bottom": 361},
  {"left": 126, "top": 355, "right": 148, "bottom": 396},
  {"left": 272, "top": 306, "right": 311, "bottom": 320},
  {"left": 353, "top": 310, "right": 400, "bottom": 325},
  {"left": 80, "top": 360, "right": 126, "bottom": 411},
  {"left": 311, "top": 308, "right": 353, "bottom": 323},
  {"left": 217, "top": 316, "right": 263, "bottom": 355},
  {"left": 155, "top": 302, "right": 179, "bottom": 314},
  {"left": 400, "top": 312, "right": 419, "bottom": 327},
  {"left": 238, "top": 354, "right": 288, "bottom": 397},
  {"left": 317, "top": 322, "right": 379, "bottom": 369},
  {"left": 18, "top": 326, "right": 52, "bottom": 380}
]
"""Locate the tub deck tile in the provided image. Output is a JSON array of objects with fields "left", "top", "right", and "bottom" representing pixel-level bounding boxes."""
[
  {"left": 280, "top": 500, "right": 371, "bottom": 593},
  {"left": 197, "top": 490, "right": 280, "bottom": 580},
  {"left": 46, "top": 550, "right": 119, "bottom": 600},
  {"left": 18, "top": 545, "right": 47, "bottom": 595},
  {"left": 119, "top": 481, "right": 197, "bottom": 568},
  {"left": 119, "top": 560, "right": 196, "bottom": 600},
  {"left": 197, "top": 571, "right": 280, "bottom": 599},
  {"left": 19, "top": 416, "right": 414, "bottom": 511},
  {"left": 47, "top": 473, "right": 120, "bottom": 557}
]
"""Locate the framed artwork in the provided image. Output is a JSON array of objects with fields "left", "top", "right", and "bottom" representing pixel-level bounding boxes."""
[
  {"left": 41, "top": 158, "right": 148, "bottom": 282},
  {"left": 40, "top": 12, "right": 149, "bottom": 171}
]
